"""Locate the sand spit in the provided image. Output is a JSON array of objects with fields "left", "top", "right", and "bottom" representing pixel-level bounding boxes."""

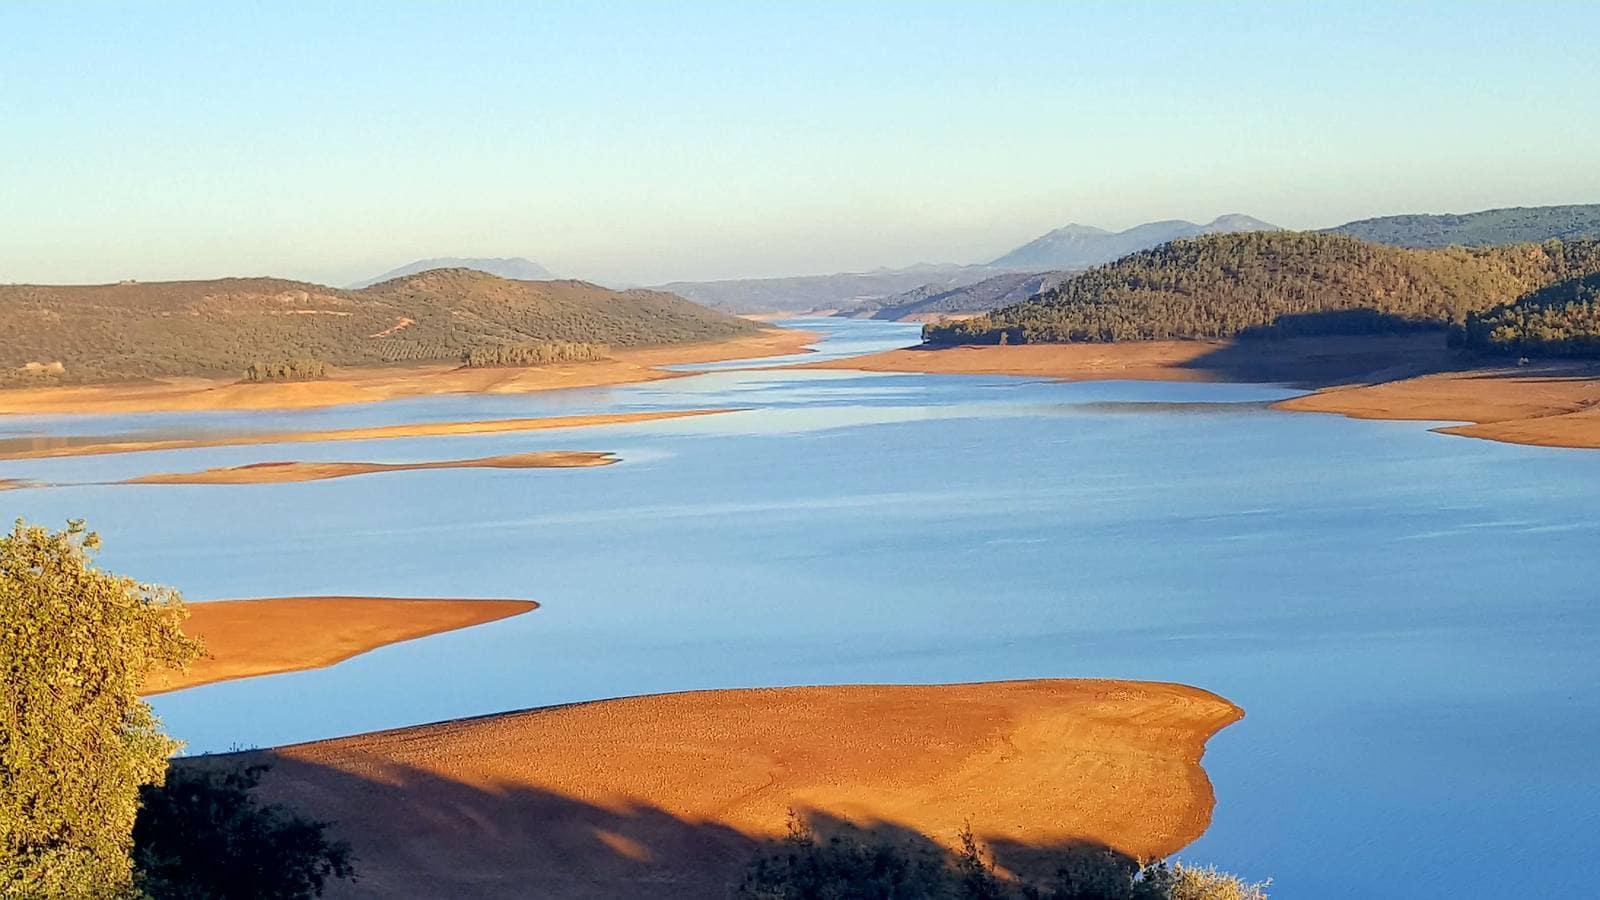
[
  {"left": 121, "top": 451, "right": 616, "bottom": 485},
  {"left": 1277, "top": 366, "right": 1600, "bottom": 449},
  {"left": 197, "top": 679, "right": 1241, "bottom": 899},
  {"left": 145, "top": 596, "right": 537, "bottom": 695},
  {"left": 0, "top": 408, "right": 735, "bottom": 461},
  {"left": 810, "top": 337, "right": 1600, "bottom": 450},
  {"left": 0, "top": 328, "right": 818, "bottom": 416}
]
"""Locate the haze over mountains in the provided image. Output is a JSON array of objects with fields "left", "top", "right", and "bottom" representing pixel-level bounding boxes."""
[
  {"left": 656, "top": 214, "right": 1283, "bottom": 316},
  {"left": 351, "top": 257, "right": 554, "bottom": 289},
  {"left": 988, "top": 214, "right": 1280, "bottom": 269}
]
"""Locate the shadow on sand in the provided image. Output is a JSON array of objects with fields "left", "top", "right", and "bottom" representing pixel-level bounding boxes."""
[{"left": 175, "top": 751, "right": 1204, "bottom": 899}]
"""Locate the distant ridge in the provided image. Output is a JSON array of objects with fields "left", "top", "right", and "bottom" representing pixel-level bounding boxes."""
[
  {"left": 0, "top": 268, "right": 760, "bottom": 384},
  {"left": 990, "top": 214, "right": 1280, "bottom": 269},
  {"left": 1325, "top": 204, "right": 1600, "bottom": 248},
  {"left": 351, "top": 257, "right": 554, "bottom": 288}
]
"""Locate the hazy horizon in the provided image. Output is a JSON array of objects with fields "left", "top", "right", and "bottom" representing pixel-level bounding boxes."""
[{"left": 4, "top": 2, "right": 1598, "bottom": 287}]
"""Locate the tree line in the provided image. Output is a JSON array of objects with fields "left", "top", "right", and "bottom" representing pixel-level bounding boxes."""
[
  {"left": 461, "top": 341, "right": 610, "bottom": 368},
  {"left": 924, "top": 233, "right": 1600, "bottom": 354}
]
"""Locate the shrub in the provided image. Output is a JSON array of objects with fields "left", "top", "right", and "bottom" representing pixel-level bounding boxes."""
[
  {"left": 133, "top": 763, "right": 356, "bottom": 899},
  {"left": 738, "top": 815, "right": 1267, "bottom": 900},
  {"left": 242, "top": 359, "right": 329, "bottom": 382},
  {"left": 461, "top": 341, "right": 610, "bottom": 368}
]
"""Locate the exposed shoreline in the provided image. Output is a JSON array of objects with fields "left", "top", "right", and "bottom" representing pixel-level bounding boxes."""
[
  {"left": 192, "top": 679, "right": 1241, "bottom": 899},
  {"left": 144, "top": 596, "right": 538, "bottom": 695},
  {"left": 0, "top": 327, "right": 820, "bottom": 417},
  {"left": 0, "top": 408, "right": 734, "bottom": 461},
  {"left": 120, "top": 450, "right": 616, "bottom": 485},
  {"left": 802, "top": 337, "right": 1600, "bottom": 450}
]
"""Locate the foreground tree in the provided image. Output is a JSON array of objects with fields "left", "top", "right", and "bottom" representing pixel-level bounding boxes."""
[
  {"left": 133, "top": 764, "right": 356, "bottom": 899},
  {"left": 0, "top": 520, "right": 199, "bottom": 897}
]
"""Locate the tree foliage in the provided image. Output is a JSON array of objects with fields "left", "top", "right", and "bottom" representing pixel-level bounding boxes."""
[
  {"left": 133, "top": 764, "right": 355, "bottom": 900},
  {"left": 1463, "top": 272, "right": 1600, "bottom": 357},
  {"left": 242, "top": 359, "right": 329, "bottom": 383},
  {"left": 461, "top": 341, "right": 610, "bottom": 368},
  {"left": 0, "top": 520, "right": 199, "bottom": 898},
  {"left": 924, "top": 233, "right": 1600, "bottom": 346},
  {"left": 738, "top": 817, "right": 1266, "bottom": 900}
]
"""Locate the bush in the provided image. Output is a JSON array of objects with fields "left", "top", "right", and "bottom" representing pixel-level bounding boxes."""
[
  {"left": 738, "top": 815, "right": 1267, "bottom": 900},
  {"left": 461, "top": 341, "right": 610, "bottom": 368},
  {"left": 133, "top": 763, "right": 356, "bottom": 899},
  {"left": 242, "top": 358, "right": 329, "bottom": 382}
]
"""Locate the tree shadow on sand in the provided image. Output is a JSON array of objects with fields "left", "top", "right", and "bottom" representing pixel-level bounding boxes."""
[{"left": 174, "top": 752, "right": 1213, "bottom": 899}]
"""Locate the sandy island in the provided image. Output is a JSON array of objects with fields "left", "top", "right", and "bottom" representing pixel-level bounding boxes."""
[
  {"left": 121, "top": 451, "right": 615, "bottom": 486},
  {"left": 0, "top": 408, "right": 733, "bottom": 461},
  {"left": 806, "top": 336, "right": 1600, "bottom": 450},
  {"left": 0, "top": 328, "right": 818, "bottom": 417},
  {"left": 191, "top": 679, "right": 1240, "bottom": 899},
  {"left": 145, "top": 596, "right": 538, "bottom": 695}
]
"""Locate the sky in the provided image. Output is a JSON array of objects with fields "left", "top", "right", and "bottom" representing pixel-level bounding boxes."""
[{"left": 3, "top": 1, "right": 1598, "bottom": 287}]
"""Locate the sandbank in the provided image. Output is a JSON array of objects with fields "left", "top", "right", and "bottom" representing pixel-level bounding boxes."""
[
  {"left": 809, "top": 336, "right": 1600, "bottom": 449},
  {"left": 195, "top": 679, "right": 1241, "bottom": 899},
  {"left": 122, "top": 450, "right": 615, "bottom": 485},
  {"left": 145, "top": 596, "right": 537, "bottom": 695},
  {"left": 0, "top": 328, "right": 818, "bottom": 417},
  {"left": 0, "top": 408, "right": 733, "bottom": 461}
]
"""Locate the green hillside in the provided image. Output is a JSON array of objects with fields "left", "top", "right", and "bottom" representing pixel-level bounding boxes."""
[
  {"left": 0, "top": 268, "right": 761, "bottom": 384},
  {"left": 1463, "top": 273, "right": 1600, "bottom": 357},
  {"left": 1327, "top": 204, "right": 1600, "bottom": 248},
  {"left": 925, "top": 232, "right": 1600, "bottom": 345}
]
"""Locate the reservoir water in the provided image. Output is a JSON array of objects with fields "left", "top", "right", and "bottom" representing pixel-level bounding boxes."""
[{"left": 2, "top": 319, "right": 1596, "bottom": 898}]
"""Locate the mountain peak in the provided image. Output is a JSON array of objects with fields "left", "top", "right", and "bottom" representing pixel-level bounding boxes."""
[
  {"left": 991, "top": 214, "right": 1281, "bottom": 268},
  {"left": 351, "top": 256, "right": 554, "bottom": 289}
]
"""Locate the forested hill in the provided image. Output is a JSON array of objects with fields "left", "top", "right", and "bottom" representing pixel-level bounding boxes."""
[
  {"left": 1327, "top": 204, "right": 1600, "bottom": 248},
  {"left": 1464, "top": 272, "right": 1600, "bottom": 357},
  {"left": 924, "top": 232, "right": 1600, "bottom": 345},
  {"left": 0, "top": 268, "right": 762, "bottom": 384}
]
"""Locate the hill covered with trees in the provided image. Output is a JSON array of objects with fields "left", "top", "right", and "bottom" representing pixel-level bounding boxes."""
[
  {"left": 0, "top": 268, "right": 761, "bottom": 384},
  {"left": 925, "top": 232, "right": 1600, "bottom": 345},
  {"left": 1327, "top": 203, "right": 1600, "bottom": 248},
  {"left": 1463, "top": 272, "right": 1600, "bottom": 357}
]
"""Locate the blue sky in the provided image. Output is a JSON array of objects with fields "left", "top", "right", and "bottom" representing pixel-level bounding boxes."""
[{"left": 3, "top": 1, "right": 1597, "bottom": 286}]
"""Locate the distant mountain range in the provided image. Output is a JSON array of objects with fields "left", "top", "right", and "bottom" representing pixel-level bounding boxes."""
[
  {"left": 989, "top": 214, "right": 1281, "bottom": 269},
  {"left": 352, "top": 257, "right": 554, "bottom": 289},
  {"left": 662, "top": 215, "right": 1281, "bottom": 316},
  {"left": 654, "top": 264, "right": 1001, "bottom": 315},
  {"left": 838, "top": 270, "right": 1079, "bottom": 322},
  {"left": 1324, "top": 204, "right": 1600, "bottom": 248}
]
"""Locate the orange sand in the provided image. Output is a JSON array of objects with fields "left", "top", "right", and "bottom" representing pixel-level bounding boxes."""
[
  {"left": 810, "top": 337, "right": 1600, "bottom": 449},
  {"left": 0, "top": 408, "right": 734, "bottom": 461},
  {"left": 1279, "top": 366, "right": 1600, "bottom": 448},
  {"left": 122, "top": 451, "right": 616, "bottom": 485},
  {"left": 200, "top": 679, "right": 1240, "bottom": 899},
  {"left": 145, "top": 596, "right": 537, "bottom": 695},
  {"left": 0, "top": 328, "right": 817, "bottom": 416}
]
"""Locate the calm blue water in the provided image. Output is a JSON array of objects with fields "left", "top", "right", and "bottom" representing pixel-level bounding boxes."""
[{"left": 2, "top": 319, "right": 1596, "bottom": 898}]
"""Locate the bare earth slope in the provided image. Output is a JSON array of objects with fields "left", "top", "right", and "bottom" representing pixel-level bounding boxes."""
[
  {"left": 145, "top": 596, "right": 538, "bottom": 694},
  {"left": 199, "top": 679, "right": 1240, "bottom": 899}
]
